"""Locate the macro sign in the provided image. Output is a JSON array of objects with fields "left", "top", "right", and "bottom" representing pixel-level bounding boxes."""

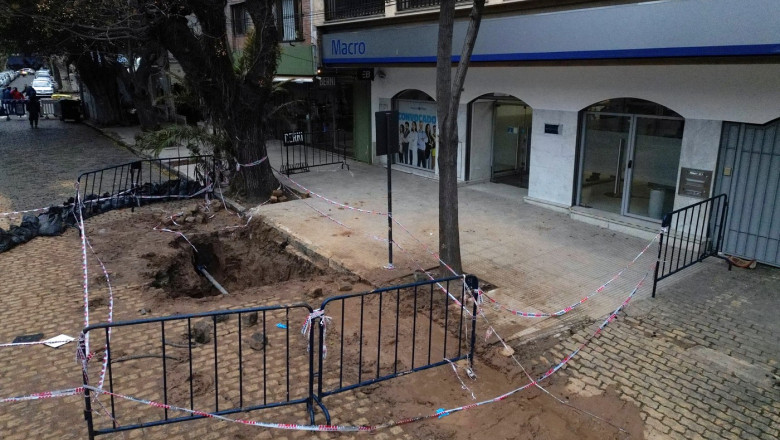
[
  {"left": 330, "top": 39, "right": 367, "bottom": 57},
  {"left": 321, "top": 0, "right": 780, "bottom": 64}
]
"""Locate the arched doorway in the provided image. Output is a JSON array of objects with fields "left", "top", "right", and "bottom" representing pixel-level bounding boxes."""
[
  {"left": 392, "top": 89, "right": 437, "bottom": 172},
  {"left": 466, "top": 93, "right": 532, "bottom": 187},
  {"left": 577, "top": 98, "right": 684, "bottom": 220}
]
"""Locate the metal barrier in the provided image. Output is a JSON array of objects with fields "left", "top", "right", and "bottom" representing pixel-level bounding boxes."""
[
  {"left": 80, "top": 275, "right": 479, "bottom": 435},
  {"left": 80, "top": 304, "right": 321, "bottom": 438},
  {"left": 1, "top": 99, "right": 26, "bottom": 119},
  {"left": 280, "top": 130, "right": 350, "bottom": 176},
  {"left": 652, "top": 194, "right": 729, "bottom": 297},
  {"left": 40, "top": 98, "right": 55, "bottom": 119},
  {"left": 315, "top": 276, "right": 477, "bottom": 422},
  {"left": 75, "top": 155, "right": 215, "bottom": 216}
]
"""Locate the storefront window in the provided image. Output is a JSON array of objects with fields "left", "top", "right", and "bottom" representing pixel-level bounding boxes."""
[{"left": 393, "top": 91, "right": 437, "bottom": 172}]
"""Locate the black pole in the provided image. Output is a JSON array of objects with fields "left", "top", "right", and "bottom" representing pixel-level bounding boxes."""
[
  {"left": 386, "top": 112, "right": 394, "bottom": 269},
  {"left": 465, "top": 275, "right": 479, "bottom": 369}
]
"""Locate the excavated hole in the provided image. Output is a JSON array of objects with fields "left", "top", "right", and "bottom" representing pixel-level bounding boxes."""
[{"left": 150, "top": 222, "right": 326, "bottom": 298}]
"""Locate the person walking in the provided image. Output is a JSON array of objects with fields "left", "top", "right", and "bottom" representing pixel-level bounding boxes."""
[
  {"left": 25, "top": 89, "right": 40, "bottom": 128},
  {"left": 1, "top": 87, "right": 10, "bottom": 120}
]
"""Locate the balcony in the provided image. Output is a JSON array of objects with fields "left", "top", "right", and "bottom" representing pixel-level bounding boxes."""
[
  {"left": 397, "top": 0, "right": 470, "bottom": 12},
  {"left": 324, "top": 0, "right": 385, "bottom": 21}
]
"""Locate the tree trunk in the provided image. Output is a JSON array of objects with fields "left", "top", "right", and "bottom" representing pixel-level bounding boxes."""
[
  {"left": 118, "top": 48, "right": 159, "bottom": 131},
  {"left": 436, "top": 0, "right": 486, "bottom": 275},
  {"left": 75, "top": 55, "right": 127, "bottom": 126},
  {"left": 154, "top": 0, "right": 280, "bottom": 201}
]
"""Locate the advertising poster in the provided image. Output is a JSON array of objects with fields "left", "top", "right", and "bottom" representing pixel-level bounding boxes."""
[{"left": 396, "top": 100, "right": 438, "bottom": 172}]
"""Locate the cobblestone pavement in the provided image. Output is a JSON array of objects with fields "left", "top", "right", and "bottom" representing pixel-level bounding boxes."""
[
  {"left": 0, "top": 110, "right": 138, "bottom": 225},
  {"left": 543, "top": 260, "right": 780, "bottom": 440}
]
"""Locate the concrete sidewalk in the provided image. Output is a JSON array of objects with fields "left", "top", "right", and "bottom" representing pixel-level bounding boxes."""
[
  {"left": 254, "top": 153, "right": 664, "bottom": 343},
  {"left": 98, "top": 126, "right": 701, "bottom": 341}
]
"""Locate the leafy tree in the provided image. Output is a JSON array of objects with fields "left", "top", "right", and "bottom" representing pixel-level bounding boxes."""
[
  {"left": 436, "top": 0, "right": 487, "bottom": 274},
  {"left": 1, "top": 1, "right": 281, "bottom": 199}
]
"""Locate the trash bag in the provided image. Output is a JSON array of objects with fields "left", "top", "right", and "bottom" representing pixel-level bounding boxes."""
[{"left": 37, "top": 207, "right": 65, "bottom": 236}]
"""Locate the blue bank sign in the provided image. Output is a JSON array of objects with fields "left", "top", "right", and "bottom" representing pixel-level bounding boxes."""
[
  {"left": 331, "top": 39, "right": 367, "bottom": 56},
  {"left": 321, "top": 0, "right": 780, "bottom": 64}
]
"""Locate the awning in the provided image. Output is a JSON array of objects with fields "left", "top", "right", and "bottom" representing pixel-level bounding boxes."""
[{"left": 273, "top": 76, "right": 314, "bottom": 83}]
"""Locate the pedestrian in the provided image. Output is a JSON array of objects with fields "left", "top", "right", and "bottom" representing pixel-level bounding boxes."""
[
  {"left": 26, "top": 96, "right": 40, "bottom": 128},
  {"left": 24, "top": 85, "right": 36, "bottom": 101},
  {"left": 10, "top": 87, "right": 24, "bottom": 100},
  {"left": 1, "top": 87, "right": 10, "bottom": 120},
  {"left": 25, "top": 85, "right": 39, "bottom": 126}
]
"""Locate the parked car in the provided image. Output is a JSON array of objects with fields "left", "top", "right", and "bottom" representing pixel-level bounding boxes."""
[{"left": 31, "top": 78, "right": 54, "bottom": 96}]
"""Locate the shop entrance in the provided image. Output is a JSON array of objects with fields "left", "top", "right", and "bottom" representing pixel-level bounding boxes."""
[
  {"left": 467, "top": 94, "right": 531, "bottom": 187},
  {"left": 577, "top": 98, "right": 684, "bottom": 221}
]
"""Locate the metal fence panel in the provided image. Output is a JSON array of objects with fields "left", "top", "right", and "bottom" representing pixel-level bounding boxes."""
[
  {"left": 75, "top": 155, "right": 215, "bottom": 216},
  {"left": 652, "top": 194, "right": 729, "bottom": 297},
  {"left": 316, "top": 276, "right": 476, "bottom": 409},
  {"left": 80, "top": 304, "right": 317, "bottom": 438},
  {"left": 280, "top": 130, "right": 349, "bottom": 176}
]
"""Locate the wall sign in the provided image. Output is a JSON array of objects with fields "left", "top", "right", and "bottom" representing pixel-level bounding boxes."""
[
  {"left": 678, "top": 167, "right": 713, "bottom": 198},
  {"left": 318, "top": 76, "right": 336, "bottom": 87},
  {"left": 321, "top": 0, "right": 779, "bottom": 64},
  {"left": 358, "top": 68, "right": 374, "bottom": 81},
  {"left": 283, "top": 131, "right": 305, "bottom": 147}
]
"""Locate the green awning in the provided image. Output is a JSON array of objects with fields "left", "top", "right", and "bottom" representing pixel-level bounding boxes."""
[{"left": 277, "top": 44, "right": 316, "bottom": 77}]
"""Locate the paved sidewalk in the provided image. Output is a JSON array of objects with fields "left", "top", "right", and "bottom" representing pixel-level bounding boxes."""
[{"left": 0, "top": 116, "right": 138, "bottom": 228}]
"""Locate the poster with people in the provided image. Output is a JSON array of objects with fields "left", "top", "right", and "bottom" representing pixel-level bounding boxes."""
[{"left": 396, "top": 100, "right": 438, "bottom": 172}]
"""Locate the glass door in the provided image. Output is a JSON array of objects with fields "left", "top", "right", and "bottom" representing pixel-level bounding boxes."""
[
  {"left": 578, "top": 113, "right": 631, "bottom": 214},
  {"left": 491, "top": 103, "right": 522, "bottom": 177},
  {"left": 626, "top": 117, "right": 684, "bottom": 219}
]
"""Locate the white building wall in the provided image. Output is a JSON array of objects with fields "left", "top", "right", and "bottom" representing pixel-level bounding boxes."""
[
  {"left": 676, "top": 119, "right": 724, "bottom": 210},
  {"left": 527, "top": 110, "right": 579, "bottom": 207},
  {"left": 370, "top": 63, "right": 779, "bottom": 206}
]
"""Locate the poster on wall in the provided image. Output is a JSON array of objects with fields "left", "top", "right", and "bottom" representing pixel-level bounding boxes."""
[{"left": 396, "top": 100, "right": 438, "bottom": 172}]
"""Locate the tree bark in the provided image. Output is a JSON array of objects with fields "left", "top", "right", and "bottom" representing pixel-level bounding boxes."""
[
  {"left": 436, "top": 0, "right": 486, "bottom": 275},
  {"left": 117, "top": 47, "right": 160, "bottom": 131},
  {"left": 153, "top": 0, "right": 279, "bottom": 201},
  {"left": 74, "top": 54, "right": 128, "bottom": 126}
]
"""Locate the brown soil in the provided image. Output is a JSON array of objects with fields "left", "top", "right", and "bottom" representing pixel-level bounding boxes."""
[{"left": 81, "top": 201, "right": 644, "bottom": 439}]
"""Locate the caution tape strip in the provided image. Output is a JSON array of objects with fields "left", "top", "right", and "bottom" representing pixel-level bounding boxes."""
[{"left": 79, "top": 273, "right": 646, "bottom": 432}]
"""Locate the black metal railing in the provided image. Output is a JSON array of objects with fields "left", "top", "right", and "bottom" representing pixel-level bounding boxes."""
[
  {"left": 75, "top": 156, "right": 215, "bottom": 216},
  {"left": 80, "top": 303, "right": 321, "bottom": 438},
  {"left": 397, "top": 0, "right": 470, "bottom": 12},
  {"left": 324, "top": 0, "right": 384, "bottom": 21},
  {"left": 1, "top": 99, "right": 27, "bottom": 119},
  {"left": 280, "top": 131, "right": 350, "bottom": 176},
  {"left": 652, "top": 194, "right": 729, "bottom": 297},
  {"left": 81, "top": 276, "right": 479, "bottom": 436},
  {"left": 315, "top": 276, "right": 477, "bottom": 422}
]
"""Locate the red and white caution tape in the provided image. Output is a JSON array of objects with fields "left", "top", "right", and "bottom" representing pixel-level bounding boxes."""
[
  {"left": 0, "top": 206, "right": 50, "bottom": 218},
  {"left": 80, "top": 273, "right": 646, "bottom": 432},
  {"left": 236, "top": 156, "right": 268, "bottom": 171},
  {"left": 301, "top": 309, "right": 332, "bottom": 358},
  {"left": 1, "top": 387, "right": 83, "bottom": 403},
  {"left": 275, "top": 170, "right": 388, "bottom": 216},
  {"left": 477, "top": 232, "right": 660, "bottom": 318}
]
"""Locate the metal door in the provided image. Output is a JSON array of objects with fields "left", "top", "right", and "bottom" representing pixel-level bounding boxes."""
[{"left": 715, "top": 120, "right": 780, "bottom": 267}]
